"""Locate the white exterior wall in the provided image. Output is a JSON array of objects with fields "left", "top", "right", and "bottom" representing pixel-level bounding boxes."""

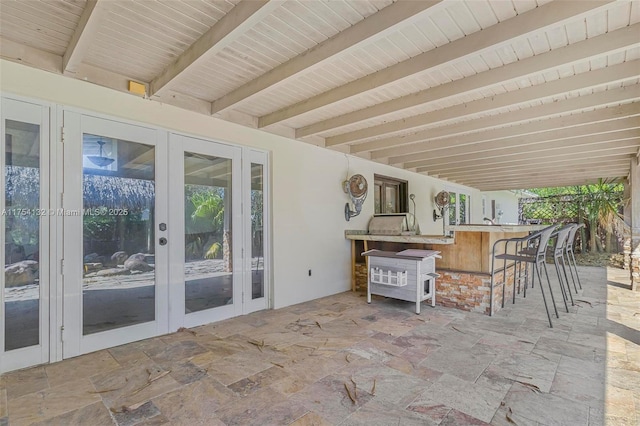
[
  {"left": 481, "top": 190, "right": 521, "bottom": 225},
  {"left": 0, "top": 60, "right": 481, "bottom": 309}
]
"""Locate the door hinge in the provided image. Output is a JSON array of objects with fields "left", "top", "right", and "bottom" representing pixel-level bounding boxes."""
[
  {"left": 60, "top": 258, "right": 65, "bottom": 275},
  {"left": 60, "top": 127, "right": 65, "bottom": 143},
  {"left": 60, "top": 325, "right": 65, "bottom": 342},
  {"left": 60, "top": 192, "right": 64, "bottom": 208}
]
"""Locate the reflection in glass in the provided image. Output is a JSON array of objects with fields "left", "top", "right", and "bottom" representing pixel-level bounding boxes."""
[
  {"left": 184, "top": 152, "right": 233, "bottom": 313},
  {"left": 82, "top": 134, "right": 155, "bottom": 335},
  {"left": 251, "top": 163, "right": 264, "bottom": 299},
  {"left": 4, "top": 120, "right": 40, "bottom": 351},
  {"left": 385, "top": 186, "right": 397, "bottom": 213},
  {"left": 459, "top": 194, "right": 468, "bottom": 225},
  {"left": 449, "top": 192, "right": 457, "bottom": 225},
  {"left": 374, "top": 183, "right": 381, "bottom": 214}
]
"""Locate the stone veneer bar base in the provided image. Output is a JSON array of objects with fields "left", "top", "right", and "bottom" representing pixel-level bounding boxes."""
[
  {"left": 356, "top": 263, "right": 520, "bottom": 315},
  {"left": 437, "top": 268, "right": 518, "bottom": 315}
]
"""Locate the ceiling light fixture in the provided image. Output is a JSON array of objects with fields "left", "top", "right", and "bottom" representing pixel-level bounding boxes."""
[{"left": 87, "top": 140, "right": 115, "bottom": 167}]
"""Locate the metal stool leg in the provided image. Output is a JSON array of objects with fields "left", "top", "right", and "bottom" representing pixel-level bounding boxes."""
[
  {"left": 560, "top": 255, "right": 575, "bottom": 305},
  {"left": 554, "top": 255, "right": 570, "bottom": 312},
  {"left": 526, "top": 262, "right": 534, "bottom": 297},
  {"left": 569, "top": 249, "right": 582, "bottom": 290},
  {"left": 563, "top": 250, "right": 578, "bottom": 293},
  {"left": 501, "top": 255, "right": 507, "bottom": 308},
  {"left": 535, "top": 263, "right": 553, "bottom": 328},
  {"left": 542, "top": 261, "right": 560, "bottom": 318}
]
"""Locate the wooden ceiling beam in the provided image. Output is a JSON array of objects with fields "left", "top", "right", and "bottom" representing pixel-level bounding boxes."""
[
  {"left": 476, "top": 180, "right": 612, "bottom": 190},
  {"left": 416, "top": 141, "right": 640, "bottom": 174},
  {"left": 401, "top": 125, "right": 640, "bottom": 167},
  {"left": 464, "top": 168, "right": 629, "bottom": 184},
  {"left": 435, "top": 155, "right": 633, "bottom": 177},
  {"left": 259, "top": 0, "right": 614, "bottom": 128},
  {"left": 468, "top": 175, "right": 625, "bottom": 190},
  {"left": 374, "top": 103, "right": 640, "bottom": 160},
  {"left": 297, "top": 23, "right": 640, "bottom": 138},
  {"left": 462, "top": 169, "right": 628, "bottom": 188},
  {"left": 440, "top": 158, "right": 631, "bottom": 179},
  {"left": 418, "top": 150, "right": 635, "bottom": 175},
  {"left": 389, "top": 115, "right": 640, "bottom": 165},
  {"left": 352, "top": 84, "right": 640, "bottom": 153},
  {"left": 327, "top": 59, "right": 640, "bottom": 146},
  {"left": 455, "top": 165, "right": 630, "bottom": 185},
  {"left": 150, "top": 0, "right": 284, "bottom": 97},
  {"left": 63, "top": 0, "right": 106, "bottom": 74},
  {"left": 211, "top": 0, "right": 443, "bottom": 114},
  {"left": 406, "top": 129, "right": 639, "bottom": 169}
]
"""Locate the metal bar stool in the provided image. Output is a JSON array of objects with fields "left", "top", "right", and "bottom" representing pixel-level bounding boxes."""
[
  {"left": 550, "top": 225, "right": 575, "bottom": 311},
  {"left": 565, "top": 223, "right": 584, "bottom": 291},
  {"left": 490, "top": 225, "right": 559, "bottom": 327}
]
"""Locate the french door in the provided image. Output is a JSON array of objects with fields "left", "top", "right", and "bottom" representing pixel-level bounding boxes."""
[
  {"left": 0, "top": 98, "right": 51, "bottom": 372},
  {"left": 60, "top": 113, "right": 269, "bottom": 360},
  {"left": 62, "top": 112, "right": 169, "bottom": 358},
  {"left": 168, "top": 134, "right": 268, "bottom": 330},
  {"left": 0, "top": 102, "right": 268, "bottom": 370}
]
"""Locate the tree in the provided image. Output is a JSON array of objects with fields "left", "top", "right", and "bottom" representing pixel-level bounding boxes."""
[
  {"left": 184, "top": 187, "right": 225, "bottom": 259},
  {"left": 525, "top": 179, "right": 625, "bottom": 252},
  {"left": 580, "top": 179, "right": 625, "bottom": 253}
]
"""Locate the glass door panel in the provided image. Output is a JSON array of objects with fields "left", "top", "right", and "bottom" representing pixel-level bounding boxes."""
[
  {"left": 448, "top": 192, "right": 457, "bottom": 225},
  {"left": 63, "top": 112, "right": 167, "bottom": 358},
  {"left": 250, "top": 163, "right": 264, "bottom": 300},
  {"left": 184, "top": 152, "right": 233, "bottom": 313},
  {"left": 1, "top": 97, "right": 49, "bottom": 373},
  {"left": 385, "top": 185, "right": 397, "bottom": 213},
  {"left": 4, "top": 119, "right": 41, "bottom": 350},
  {"left": 82, "top": 135, "right": 156, "bottom": 335},
  {"left": 459, "top": 194, "right": 468, "bottom": 225},
  {"left": 169, "top": 134, "right": 242, "bottom": 330},
  {"left": 243, "top": 150, "right": 268, "bottom": 314}
]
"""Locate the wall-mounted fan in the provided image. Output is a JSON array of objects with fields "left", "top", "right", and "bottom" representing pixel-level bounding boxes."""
[
  {"left": 433, "top": 190, "right": 450, "bottom": 221},
  {"left": 344, "top": 174, "right": 368, "bottom": 221}
]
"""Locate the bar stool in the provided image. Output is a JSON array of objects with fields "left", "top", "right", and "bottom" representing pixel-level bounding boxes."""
[
  {"left": 491, "top": 225, "right": 559, "bottom": 327},
  {"left": 565, "top": 223, "right": 584, "bottom": 291},
  {"left": 550, "top": 225, "right": 575, "bottom": 311}
]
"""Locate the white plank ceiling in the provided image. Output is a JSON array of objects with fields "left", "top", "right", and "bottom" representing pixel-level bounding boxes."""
[{"left": 1, "top": 0, "right": 639, "bottom": 190}]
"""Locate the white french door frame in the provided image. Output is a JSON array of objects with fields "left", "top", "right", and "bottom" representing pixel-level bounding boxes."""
[
  {"left": 61, "top": 111, "right": 169, "bottom": 358},
  {"left": 0, "top": 96, "right": 51, "bottom": 373},
  {"left": 168, "top": 133, "right": 244, "bottom": 330},
  {"left": 242, "top": 149, "right": 270, "bottom": 314},
  {"left": 1, "top": 96, "right": 272, "bottom": 371}
]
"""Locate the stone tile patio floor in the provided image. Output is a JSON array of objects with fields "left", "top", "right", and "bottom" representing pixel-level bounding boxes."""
[{"left": 1, "top": 266, "right": 638, "bottom": 425}]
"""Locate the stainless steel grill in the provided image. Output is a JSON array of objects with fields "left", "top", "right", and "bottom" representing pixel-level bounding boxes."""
[{"left": 367, "top": 214, "right": 413, "bottom": 236}]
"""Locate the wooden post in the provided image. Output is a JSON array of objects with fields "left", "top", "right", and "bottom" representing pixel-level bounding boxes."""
[{"left": 630, "top": 159, "right": 639, "bottom": 291}]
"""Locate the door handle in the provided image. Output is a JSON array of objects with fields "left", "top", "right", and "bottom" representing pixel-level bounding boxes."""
[{"left": 159, "top": 237, "right": 167, "bottom": 246}]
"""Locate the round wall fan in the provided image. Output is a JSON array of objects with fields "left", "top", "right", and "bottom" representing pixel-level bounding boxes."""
[
  {"left": 344, "top": 174, "right": 368, "bottom": 221},
  {"left": 433, "top": 190, "right": 450, "bottom": 221}
]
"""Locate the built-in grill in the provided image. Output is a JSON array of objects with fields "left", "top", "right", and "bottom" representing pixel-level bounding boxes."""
[{"left": 367, "top": 213, "right": 415, "bottom": 236}]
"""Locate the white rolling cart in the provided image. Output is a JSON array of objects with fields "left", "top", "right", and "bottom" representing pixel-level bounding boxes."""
[{"left": 363, "top": 249, "right": 441, "bottom": 314}]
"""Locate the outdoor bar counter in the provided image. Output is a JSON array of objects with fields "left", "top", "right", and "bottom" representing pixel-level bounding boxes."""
[{"left": 346, "top": 224, "right": 546, "bottom": 315}]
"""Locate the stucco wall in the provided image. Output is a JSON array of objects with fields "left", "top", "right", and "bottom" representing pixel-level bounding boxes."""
[
  {"left": 481, "top": 190, "right": 521, "bottom": 225},
  {"left": 1, "top": 59, "right": 482, "bottom": 309}
]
